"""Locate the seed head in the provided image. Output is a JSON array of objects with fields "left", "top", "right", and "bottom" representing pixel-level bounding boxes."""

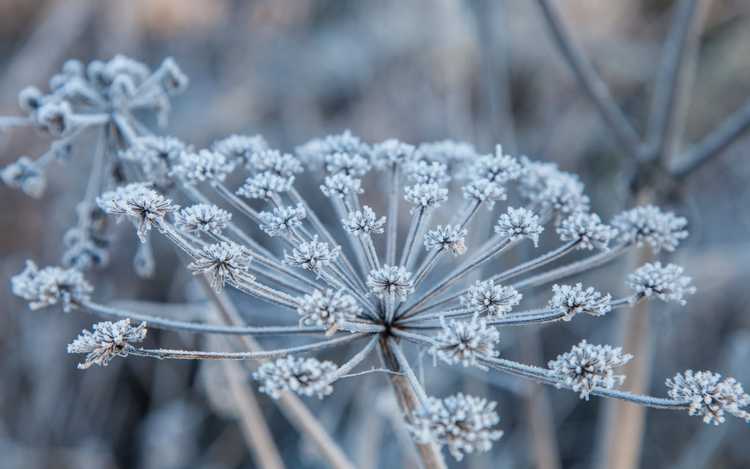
[
  {"left": 627, "top": 262, "right": 696, "bottom": 305},
  {"left": 12, "top": 261, "right": 93, "bottom": 312},
  {"left": 558, "top": 212, "right": 616, "bottom": 250},
  {"left": 404, "top": 183, "right": 448, "bottom": 212},
  {"left": 431, "top": 314, "right": 500, "bottom": 368},
  {"left": 342, "top": 206, "right": 386, "bottom": 237},
  {"left": 97, "top": 183, "right": 177, "bottom": 242},
  {"left": 462, "top": 178, "right": 506, "bottom": 209},
  {"left": 67, "top": 319, "right": 147, "bottom": 369},
  {"left": 259, "top": 204, "right": 307, "bottom": 237},
  {"left": 324, "top": 152, "right": 371, "bottom": 177},
  {"left": 495, "top": 207, "right": 543, "bottom": 247},
  {"left": 666, "top": 370, "right": 750, "bottom": 425},
  {"left": 405, "top": 160, "right": 450, "bottom": 185},
  {"left": 320, "top": 173, "right": 363, "bottom": 199},
  {"left": 211, "top": 134, "right": 269, "bottom": 168},
  {"left": 410, "top": 393, "right": 503, "bottom": 461},
  {"left": 297, "top": 289, "right": 361, "bottom": 329},
  {"left": 367, "top": 265, "right": 414, "bottom": 300},
  {"left": 171, "top": 150, "right": 235, "bottom": 185},
  {"left": 237, "top": 172, "right": 294, "bottom": 200},
  {"left": 254, "top": 355, "right": 337, "bottom": 399},
  {"left": 424, "top": 225, "right": 467, "bottom": 256},
  {"left": 1, "top": 156, "right": 46, "bottom": 198},
  {"left": 548, "top": 340, "right": 632, "bottom": 400},
  {"left": 284, "top": 237, "right": 340, "bottom": 274},
  {"left": 187, "top": 242, "right": 252, "bottom": 292},
  {"left": 469, "top": 145, "right": 522, "bottom": 184},
  {"left": 461, "top": 280, "right": 522, "bottom": 318},
  {"left": 612, "top": 205, "right": 688, "bottom": 253},
  {"left": 371, "top": 139, "right": 416, "bottom": 169},
  {"left": 174, "top": 204, "right": 232, "bottom": 235},
  {"left": 548, "top": 284, "right": 612, "bottom": 320}
]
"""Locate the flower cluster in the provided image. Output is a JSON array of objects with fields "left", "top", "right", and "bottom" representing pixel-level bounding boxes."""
[
  {"left": 431, "top": 315, "right": 500, "bottom": 368},
  {"left": 253, "top": 356, "right": 337, "bottom": 399},
  {"left": 461, "top": 280, "right": 522, "bottom": 317},
  {"left": 67, "top": 319, "right": 147, "bottom": 369},
  {"left": 548, "top": 284, "right": 612, "bottom": 320},
  {"left": 410, "top": 393, "right": 503, "bottom": 460},
  {"left": 548, "top": 340, "right": 633, "bottom": 400},
  {"left": 11, "top": 261, "right": 93, "bottom": 312},
  {"left": 666, "top": 370, "right": 750, "bottom": 425},
  {"left": 627, "top": 262, "right": 696, "bottom": 305}
]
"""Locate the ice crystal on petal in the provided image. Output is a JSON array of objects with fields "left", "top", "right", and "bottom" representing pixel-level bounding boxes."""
[
  {"left": 461, "top": 280, "right": 521, "bottom": 317},
  {"left": 666, "top": 370, "right": 750, "bottom": 425},
  {"left": 254, "top": 355, "right": 337, "bottom": 399},
  {"left": 424, "top": 225, "right": 467, "bottom": 256},
  {"left": 557, "top": 212, "right": 616, "bottom": 250},
  {"left": 548, "top": 284, "right": 612, "bottom": 320},
  {"left": 237, "top": 172, "right": 294, "bottom": 200},
  {"left": 174, "top": 204, "right": 232, "bottom": 235},
  {"left": 495, "top": 207, "right": 543, "bottom": 247},
  {"left": 187, "top": 242, "right": 252, "bottom": 292},
  {"left": 612, "top": 205, "right": 688, "bottom": 253},
  {"left": 627, "top": 262, "right": 695, "bottom": 305},
  {"left": 284, "top": 237, "right": 340, "bottom": 274},
  {"left": 548, "top": 340, "right": 632, "bottom": 400},
  {"left": 11, "top": 261, "right": 93, "bottom": 312},
  {"left": 97, "top": 183, "right": 177, "bottom": 242},
  {"left": 171, "top": 150, "right": 235, "bottom": 184},
  {"left": 431, "top": 314, "right": 500, "bottom": 368},
  {"left": 259, "top": 204, "right": 306, "bottom": 237},
  {"left": 297, "top": 289, "right": 361, "bottom": 329},
  {"left": 410, "top": 393, "right": 503, "bottom": 460},
  {"left": 342, "top": 206, "right": 385, "bottom": 237},
  {"left": 67, "top": 319, "right": 147, "bottom": 369},
  {"left": 212, "top": 134, "right": 268, "bottom": 167},
  {"left": 367, "top": 265, "right": 414, "bottom": 300}
]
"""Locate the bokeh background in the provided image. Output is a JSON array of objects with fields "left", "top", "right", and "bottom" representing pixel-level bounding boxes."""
[{"left": 1, "top": 0, "right": 749, "bottom": 468}]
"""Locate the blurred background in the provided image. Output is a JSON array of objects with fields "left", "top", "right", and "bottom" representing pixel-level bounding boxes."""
[{"left": 1, "top": 0, "right": 749, "bottom": 468}]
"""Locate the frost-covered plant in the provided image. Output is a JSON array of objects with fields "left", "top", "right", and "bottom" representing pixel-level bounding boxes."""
[{"left": 7, "top": 58, "right": 745, "bottom": 465}]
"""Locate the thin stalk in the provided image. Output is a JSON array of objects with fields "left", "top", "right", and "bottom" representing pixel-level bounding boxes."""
[
  {"left": 400, "top": 207, "right": 429, "bottom": 270},
  {"left": 213, "top": 182, "right": 263, "bottom": 225},
  {"left": 129, "top": 333, "right": 367, "bottom": 361},
  {"left": 329, "top": 335, "right": 380, "bottom": 381},
  {"left": 198, "top": 278, "right": 356, "bottom": 469},
  {"left": 388, "top": 338, "right": 430, "bottom": 406},
  {"left": 385, "top": 165, "right": 400, "bottom": 266},
  {"left": 81, "top": 300, "right": 325, "bottom": 336},
  {"left": 512, "top": 243, "right": 628, "bottom": 290}
]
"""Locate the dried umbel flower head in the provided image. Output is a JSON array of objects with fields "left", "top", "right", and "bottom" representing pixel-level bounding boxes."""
[
  {"left": 238, "top": 172, "right": 294, "bottom": 200},
  {"left": 12, "top": 261, "right": 93, "bottom": 312},
  {"left": 253, "top": 355, "right": 337, "bottom": 399},
  {"left": 548, "top": 284, "right": 612, "bottom": 320},
  {"left": 187, "top": 242, "right": 252, "bottom": 292},
  {"left": 367, "top": 265, "right": 414, "bottom": 300},
  {"left": 666, "top": 370, "right": 750, "bottom": 425},
  {"left": 259, "top": 204, "right": 306, "bottom": 237},
  {"left": 297, "top": 289, "right": 361, "bottom": 329},
  {"left": 548, "top": 340, "right": 633, "bottom": 400},
  {"left": 404, "top": 183, "right": 449, "bottom": 212},
  {"left": 495, "top": 207, "right": 543, "bottom": 246},
  {"left": 461, "top": 280, "right": 522, "bottom": 317},
  {"left": 431, "top": 314, "right": 500, "bottom": 368},
  {"left": 212, "top": 134, "right": 268, "bottom": 168},
  {"left": 371, "top": 139, "right": 416, "bottom": 169},
  {"left": 97, "top": 183, "right": 178, "bottom": 242},
  {"left": 320, "top": 173, "right": 363, "bottom": 199},
  {"left": 1, "top": 156, "right": 46, "bottom": 198},
  {"left": 121, "top": 136, "right": 186, "bottom": 187},
  {"left": 469, "top": 145, "right": 522, "bottom": 184},
  {"left": 627, "top": 262, "right": 696, "bottom": 305},
  {"left": 171, "top": 149, "right": 235, "bottom": 185},
  {"left": 410, "top": 393, "right": 503, "bottom": 460},
  {"left": 284, "top": 237, "right": 340, "bottom": 274},
  {"left": 67, "top": 319, "right": 147, "bottom": 369},
  {"left": 174, "top": 204, "right": 232, "bottom": 235},
  {"left": 250, "top": 149, "right": 304, "bottom": 178},
  {"left": 342, "top": 206, "right": 386, "bottom": 237},
  {"left": 612, "top": 205, "right": 688, "bottom": 252},
  {"left": 519, "top": 158, "right": 590, "bottom": 215},
  {"left": 557, "top": 211, "right": 616, "bottom": 250},
  {"left": 424, "top": 225, "right": 467, "bottom": 255}
]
